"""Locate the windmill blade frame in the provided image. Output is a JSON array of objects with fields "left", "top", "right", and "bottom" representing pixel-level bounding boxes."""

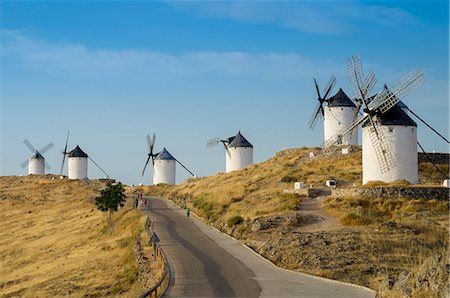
[
  {"left": 322, "top": 75, "right": 337, "bottom": 100},
  {"left": 309, "top": 76, "right": 336, "bottom": 130},
  {"left": 368, "top": 69, "right": 424, "bottom": 114},
  {"left": 308, "top": 100, "right": 324, "bottom": 129},
  {"left": 60, "top": 131, "right": 70, "bottom": 175},
  {"left": 207, "top": 137, "right": 221, "bottom": 148},
  {"left": 142, "top": 133, "right": 157, "bottom": 177},
  {"left": 142, "top": 155, "right": 151, "bottom": 176},
  {"left": 20, "top": 159, "right": 29, "bottom": 169},
  {"left": 366, "top": 120, "right": 395, "bottom": 174},
  {"left": 322, "top": 114, "right": 369, "bottom": 153},
  {"left": 347, "top": 54, "right": 365, "bottom": 100},
  {"left": 23, "top": 139, "right": 37, "bottom": 153},
  {"left": 43, "top": 159, "right": 52, "bottom": 171},
  {"left": 39, "top": 142, "right": 55, "bottom": 155}
]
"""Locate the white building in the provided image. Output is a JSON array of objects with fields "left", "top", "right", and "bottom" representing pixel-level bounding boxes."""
[
  {"left": 153, "top": 148, "right": 176, "bottom": 185},
  {"left": 28, "top": 153, "right": 45, "bottom": 175},
  {"left": 225, "top": 131, "right": 253, "bottom": 173},
  {"left": 68, "top": 145, "right": 88, "bottom": 180},
  {"left": 324, "top": 88, "right": 358, "bottom": 145},
  {"left": 362, "top": 105, "right": 418, "bottom": 184}
]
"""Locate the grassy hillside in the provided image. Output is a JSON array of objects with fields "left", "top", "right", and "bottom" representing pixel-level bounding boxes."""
[
  {"left": 0, "top": 175, "right": 158, "bottom": 297},
  {"left": 145, "top": 147, "right": 449, "bottom": 297}
]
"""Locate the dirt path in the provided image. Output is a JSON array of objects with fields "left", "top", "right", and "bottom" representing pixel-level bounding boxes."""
[{"left": 297, "top": 196, "right": 343, "bottom": 232}]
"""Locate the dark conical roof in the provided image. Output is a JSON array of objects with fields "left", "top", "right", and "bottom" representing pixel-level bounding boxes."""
[
  {"left": 228, "top": 131, "right": 253, "bottom": 148},
  {"left": 155, "top": 147, "right": 176, "bottom": 160},
  {"left": 68, "top": 145, "right": 88, "bottom": 158},
  {"left": 396, "top": 100, "right": 408, "bottom": 109},
  {"left": 328, "top": 88, "right": 356, "bottom": 108},
  {"left": 31, "top": 152, "right": 44, "bottom": 159},
  {"left": 362, "top": 105, "right": 417, "bottom": 127}
]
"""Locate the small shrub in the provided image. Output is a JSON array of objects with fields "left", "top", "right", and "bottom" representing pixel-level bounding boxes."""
[
  {"left": 280, "top": 174, "right": 297, "bottom": 183},
  {"left": 341, "top": 212, "right": 372, "bottom": 225},
  {"left": 227, "top": 215, "right": 244, "bottom": 227}
]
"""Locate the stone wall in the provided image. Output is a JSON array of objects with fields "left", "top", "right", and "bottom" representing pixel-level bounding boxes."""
[
  {"left": 135, "top": 217, "right": 156, "bottom": 289},
  {"left": 418, "top": 152, "right": 449, "bottom": 165},
  {"left": 332, "top": 187, "right": 449, "bottom": 201},
  {"left": 135, "top": 236, "right": 154, "bottom": 289}
]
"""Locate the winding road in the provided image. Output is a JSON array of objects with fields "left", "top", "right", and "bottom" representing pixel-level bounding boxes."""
[{"left": 143, "top": 197, "right": 375, "bottom": 298}]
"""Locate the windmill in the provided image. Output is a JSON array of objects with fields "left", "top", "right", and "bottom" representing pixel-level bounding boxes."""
[
  {"left": 21, "top": 139, "right": 54, "bottom": 175},
  {"left": 141, "top": 133, "right": 195, "bottom": 185},
  {"left": 59, "top": 131, "right": 110, "bottom": 180},
  {"left": 322, "top": 54, "right": 424, "bottom": 184},
  {"left": 309, "top": 75, "right": 359, "bottom": 146},
  {"left": 207, "top": 131, "right": 253, "bottom": 173}
]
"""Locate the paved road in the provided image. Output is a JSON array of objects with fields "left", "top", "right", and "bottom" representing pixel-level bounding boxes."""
[
  {"left": 144, "top": 198, "right": 261, "bottom": 297},
  {"left": 144, "top": 197, "right": 375, "bottom": 298}
]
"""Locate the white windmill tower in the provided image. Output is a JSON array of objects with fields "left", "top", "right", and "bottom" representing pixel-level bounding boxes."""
[
  {"left": 20, "top": 139, "right": 54, "bottom": 175},
  {"left": 60, "top": 131, "right": 110, "bottom": 180},
  {"left": 142, "top": 133, "right": 195, "bottom": 185},
  {"left": 67, "top": 145, "right": 88, "bottom": 180},
  {"left": 309, "top": 77, "right": 358, "bottom": 145},
  {"left": 323, "top": 54, "right": 424, "bottom": 185},
  {"left": 207, "top": 131, "right": 253, "bottom": 173}
]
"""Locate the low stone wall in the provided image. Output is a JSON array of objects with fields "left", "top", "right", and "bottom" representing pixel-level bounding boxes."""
[
  {"left": 135, "top": 236, "right": 154, "bottom": 289},
  {"left": 418, "top": 152, "right": 449, "bottom": 164},
  {"left": 283, "top": 188, "right": 332, "bottom": 198},
  {"left": 332, "top": 187, "right": 449, "bottom": 201}
]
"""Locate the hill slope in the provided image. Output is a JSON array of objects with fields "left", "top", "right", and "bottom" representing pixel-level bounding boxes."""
[
  {"left": 145, "top": 147, "right": 449, "bottom": 297},
  {"left": 0, "top": 175, "right": 153, "bottom": 297}
]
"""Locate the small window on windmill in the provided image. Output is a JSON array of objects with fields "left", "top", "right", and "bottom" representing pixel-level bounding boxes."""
[
  {"left": 388, "top": 127, "right": 394, "bottom": 133},
  {"left": 337, "top": 135, "right": 342, "bottom": 145}
]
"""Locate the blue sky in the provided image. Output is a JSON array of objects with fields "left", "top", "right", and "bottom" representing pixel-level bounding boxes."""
[{"left": 1, "top": 0, "right": 449, "bottom": 185}]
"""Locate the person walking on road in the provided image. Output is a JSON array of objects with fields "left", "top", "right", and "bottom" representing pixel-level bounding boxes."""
[{"left": 186, "top": 208, "right": 190, "bottom": 218}]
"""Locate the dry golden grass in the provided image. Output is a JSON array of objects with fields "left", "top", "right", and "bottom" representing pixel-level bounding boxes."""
[
  {"left": 0, "top": 175, "right": 151, "bottom": 297},
  {"left": 146, "top": 146, "right": 445, "bottom": 226}
]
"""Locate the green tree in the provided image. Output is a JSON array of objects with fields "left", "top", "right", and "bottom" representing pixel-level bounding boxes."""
[{"left": 95, "top": 182, "right": 127, "bottom": 224}]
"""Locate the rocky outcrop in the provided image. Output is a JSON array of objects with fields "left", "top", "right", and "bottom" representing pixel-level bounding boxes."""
[{"left": 377, "top": 253, "right": 449, "bottom": 297}]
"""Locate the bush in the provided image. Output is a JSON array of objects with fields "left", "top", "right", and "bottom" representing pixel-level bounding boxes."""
[
  {"left": 341, "top": 212, "right": 372, "bottom": 226},
  {"left": 227, "top": 215, "right": 244, "bottom": 227},
  {"left": 280, "top": 175, "right": 297, "bottom": 183}
]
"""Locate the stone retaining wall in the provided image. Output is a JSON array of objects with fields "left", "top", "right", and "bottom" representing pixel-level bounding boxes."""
[
  {"left": 135, "top": 217, "right": 156, "bottom": 289},
  {"left": 418, "top": 152, "right": 449, "bottom": 164},
  {"left": 332, "top": 187, "right": 449, "bottom": 201},
  {"left": 135, "top": 236, "right": 154, "bottom": 289}
]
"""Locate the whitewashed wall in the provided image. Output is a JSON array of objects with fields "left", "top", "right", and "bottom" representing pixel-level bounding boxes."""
[
  {"left": 154, "top": 160, "right": 176, "bottom": 185},
  {"left": 362, "top": 125, "right": 418, "bottom": 184},
  {"left": 324, "top": 106, "right": 358, "bottom": 145},
  {"left": 226, "top": 147, "right": 253, "bottom": 173},
  {"left": 28, "top": 158, "right": 45, "bottom": 175},
  {"left": 68, "top": 157, "right": 88, "bottom": 180}
]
